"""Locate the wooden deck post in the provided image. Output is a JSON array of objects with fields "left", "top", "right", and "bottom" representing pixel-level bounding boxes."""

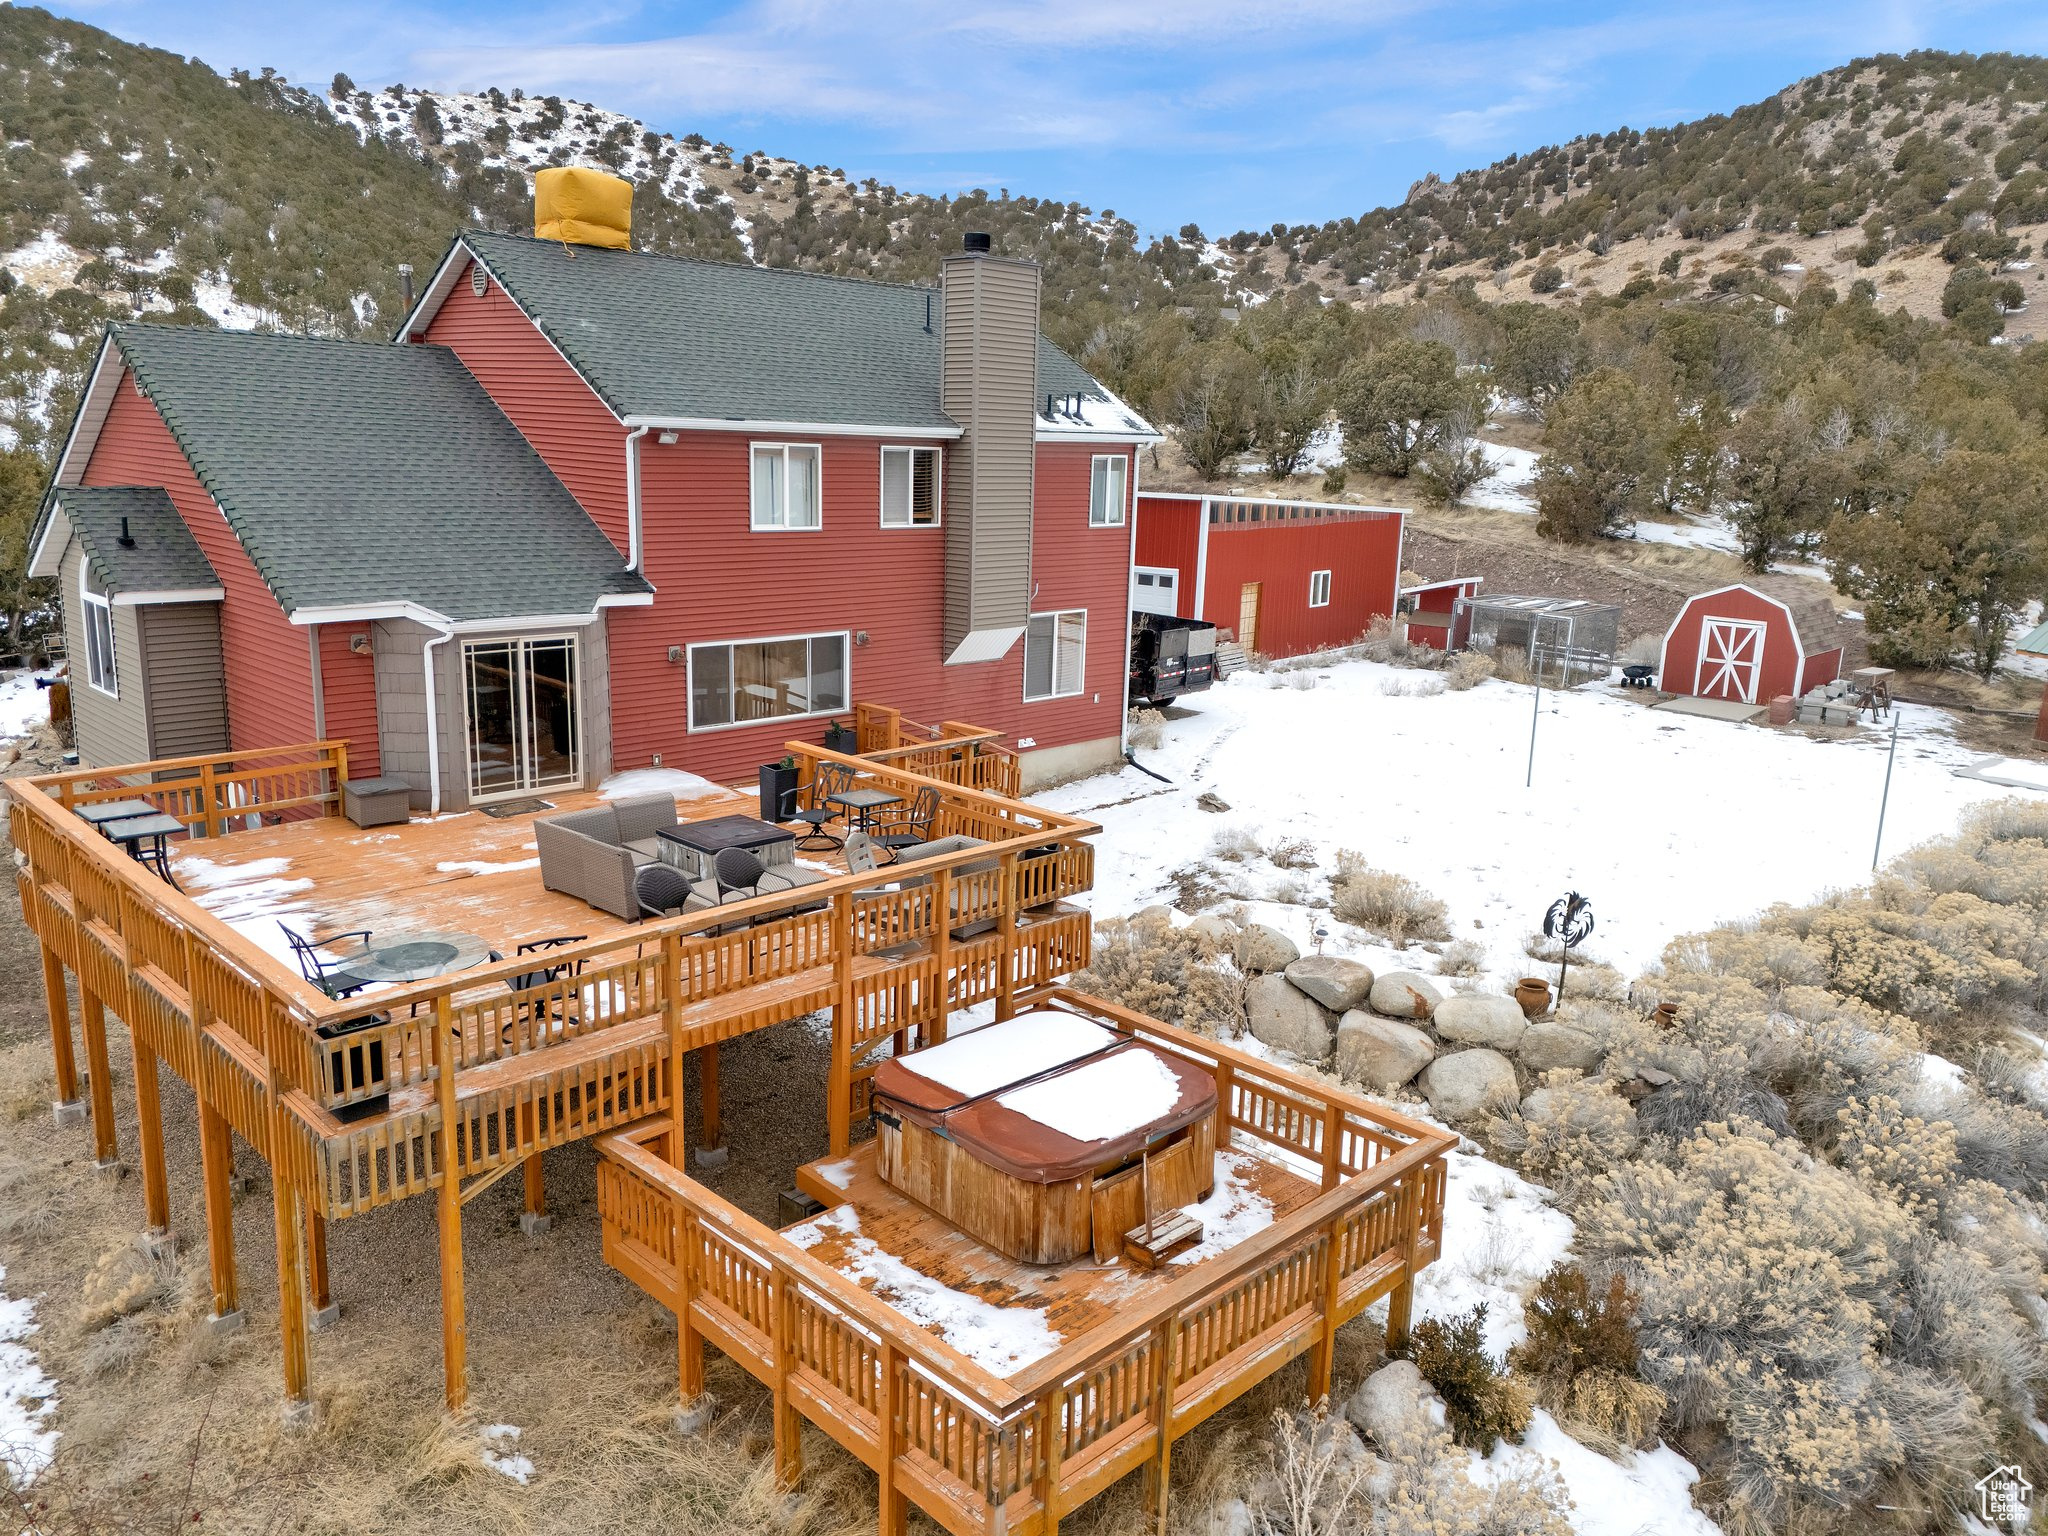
[
  {"left": 661, "top": 931, "right": 688, "bottom": 1162},
  {"left": 877, "top": 1341, "right": 904, "bottom": 1536},
  {"left": 303, "top": 1204, "right": 335, "bottom": 1325},
  {"left": 1036, "top": 1383, "right": 1067, "bottom": 1536},
  {"left": 931, "top": 866, "right": 954, "bottom": 1033},
  {"left": 828, "top": 889, "right": 854, "bottom": 1155},
  {"left": 78, "top": 986, "right": 118, "bottom": 1168},
  {"left": 1145, "top": 1312, "right": 1180, "bottom": 1533},
  {"left": 433, "top": 998, "right": 468, "bottom": 1413},
  {"left": 1307, "top": 1218, "right": 1343, "bottom": 1406},
  {"left": 272, "top": 1174, "right": 310, "bottom": 1410},
  {"left": 520, "top": 1155, "right": 551, "bottom": 1236},
  {"left": 131, "top": 1044, "right": 170, "bottom": 1241},
  {"left": 695, "top": 1045, "right": 724, "bottom": 1165},
  {"left": 674, "top": 1207, "right": 703, "bottom": 1401},
  {"left": 1383, "top": 1172, "right": 1425, "bottom": 1353},
  {"left": 196, "top": 1097, "right": 240, "bottom": 1326},
  {"left": 995, "top": 850, "right": 1020, "bottom": 1024},
  {"left": 769, "top": 1270, "right": 801, "bottom": 1487},
  {"left": 38, "top": 942, "right": 82, "bottom": 1120}
]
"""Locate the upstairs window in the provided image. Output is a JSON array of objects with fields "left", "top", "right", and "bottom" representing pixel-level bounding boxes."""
[
  {"left": 880, "top": 446, "right": 941, "bottom": 527},
  {"left": 1089, "top": 454, "right": 1128, "bottom": 527},
  {"left": 1024, "top": 610, "right": 1087, "bottom": 701},
  {"left": 750, "top": 443, "right": 822, "bottom": 530},
  {"left": 1309, "top": 570, "right": 1332, "bottom": 608},
  {"left": 80, "top": 561, "right": 117, "bottom": 696}
]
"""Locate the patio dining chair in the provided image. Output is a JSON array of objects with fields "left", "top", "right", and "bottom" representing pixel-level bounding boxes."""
[
  {"left": 869, "top": 785, "right": 941, "bottom": 858},
  {"left": 279, "top": 921, "right": 374, "bottom": 1000},
  {"left": 790, "top": 761, "right": 852, "bottom": 850},
  {"left": 491, "top": 935, "right": 590, "bottom": 1047}
]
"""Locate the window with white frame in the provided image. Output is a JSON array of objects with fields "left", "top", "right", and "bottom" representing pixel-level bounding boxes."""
[
  {"left": 750, "top": 443, "right": 822, "bottom": 529},
  {"left": 1024, "top": 610, "right": 1087, "bottom": 701},
  {"left": 880, "top": 445, "right": 941, "bottom": 527},
  {"left": 1308, "top": 570, "right": 1333, "bottom": 608},
  {"left": 1088, "top": 454, "right": 1128, "bottom": 527},
  {"left": 80, "top": 560, "right": 117, "bottom": 696},
  {"left": 689, "top": 632, "right": 847, "bottom": 729}
]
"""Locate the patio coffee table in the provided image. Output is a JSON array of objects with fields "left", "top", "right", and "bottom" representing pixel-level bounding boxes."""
[
  {"left": 656, "top": 815, "right": 797, "bottom": 881},
  {"left": 346, "top": 931, "right": 492, "bottom": 984}
]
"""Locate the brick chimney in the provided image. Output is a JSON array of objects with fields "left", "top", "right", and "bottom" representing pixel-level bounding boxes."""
[{"left": 940, "top": 233, "right": 1039, "bottom": 665}]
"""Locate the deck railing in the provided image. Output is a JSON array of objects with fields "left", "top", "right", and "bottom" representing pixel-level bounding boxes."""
[
  {"left": 596, "top": 988, "right": 1454, "bottom": 1534},
  {"left": 848, "top": 703, "right": 1023, "bottom": 798},
  {"left": 34, "top": 739, "right": 350, "bottom": 836}
]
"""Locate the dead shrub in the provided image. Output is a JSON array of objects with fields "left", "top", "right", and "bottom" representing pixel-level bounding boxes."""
[
  {"left": 1331, "top": 852, "right": 1451, "bottom": 945},
  {"left": 1403, "top": 1305, "right": 1534, "bottom": 1450},
  {"left": 1355, "top": 614, "right": 1451, "bottom": 672},
  {"left": 1445, "top": 650, "right": 1495, "bottom": 691},
  {"left": 1435, "top": 938, "right": 1486, "bottom": 977},
  {"left": 1075, "top": 916, "right": 1245, "bottom": 1038},
  {"left": 1125, "top": 707, "right": 1165, "bottom": 751},
  {"left": 1269, "top": 837, "right": 1319, "bottom": 871},
  {"left": 1258, "top": 1403, "right": 1374, "bottom": 1536},
  {"left": 1209, "top": 825, "right": 1264, "bottom": 863}
]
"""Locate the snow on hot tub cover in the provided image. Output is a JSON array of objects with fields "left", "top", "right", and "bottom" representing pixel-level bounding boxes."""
[{"left": 873, "top": 1008, "right": 1121, "bottom": 1115}]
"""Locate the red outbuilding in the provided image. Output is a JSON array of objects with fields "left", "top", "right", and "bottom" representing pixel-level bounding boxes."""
[
  {"left": 1131, "top": 491, "right": 1404, "bottom": 659},
  {"left": 1400, "top": 575, "right": 1482, "bottom": 651},
  {"left": 1658, "top": 583, "right": 1843, "bottom": 704}
]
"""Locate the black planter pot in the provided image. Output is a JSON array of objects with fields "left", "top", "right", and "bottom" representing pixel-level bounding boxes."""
[
  {"left": 316, "top": 1012, "right": 390, "bottom": 1122},
  {"left": 759, "top": 762, "right": 801, "bottom": 821},
  {"left": 823, "top": 721, "right": 858, "bottom": 755}
]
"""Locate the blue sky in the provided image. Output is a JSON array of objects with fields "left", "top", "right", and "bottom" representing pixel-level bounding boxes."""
[{"left": 45, "top": 0, "right": 2048, "bottom": 237}]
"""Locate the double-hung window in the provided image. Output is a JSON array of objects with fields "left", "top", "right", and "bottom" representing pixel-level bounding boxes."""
[
  {"left": 1308, "top": 570, "right": 1333, "bottom": 608},
  {"left": 750, "top": 443, "right": 822, "bottom": 529},
  {"left": 689, "top": 632, "right": 848, "bottom": 730},
  {"left": 1024, "top": 610, "right": 1087, "bottom": 701},
  {"left": 880, "top": 446, "right": 941, "bottom": 527},
  {"left": 1088, "top": 454, "right": 1128, "bottom": 527},
  {"left": 80, "top": 561, "right": 117, "bottom": 696}
]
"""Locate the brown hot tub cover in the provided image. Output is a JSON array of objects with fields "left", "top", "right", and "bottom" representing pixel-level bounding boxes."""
[{"left": 876, "top": 1010, "right": 1218, "bottom": 1184}]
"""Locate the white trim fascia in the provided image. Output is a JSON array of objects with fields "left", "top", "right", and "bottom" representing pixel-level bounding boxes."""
[
  {"left": 286, "top": 600, "right": 620, "bottom": 630},
  {"left": 27, "top": 504, "right": 73, "bottom": 581},
  {"left": 630, "top": 413, "right": 963, "bottom": 442},
  {"left": 111, "top": 587, "right": 226, "bottom": 606},
  {"left": 1037, "top": 427, "right": 1164, "bottom": 445},
  {"left": 1135, "top": 489, "right": 1404, "bottom": 518},
  {"left": 1194, "top": 497, "right": 1212, "bottom": 619},
  {"left": 48, "top": 331, "right": 123, "bottom": 492}
]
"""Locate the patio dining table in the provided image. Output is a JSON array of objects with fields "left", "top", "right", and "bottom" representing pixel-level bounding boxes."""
[
  {"left": 344, "top": 930, "right": 493, "bottom": 985},
  {"left": 827, "top": 786, "right": 902, "bottom": 834},
  {"left": 76, "top": 798, "right": 164, "bottom": 826}
]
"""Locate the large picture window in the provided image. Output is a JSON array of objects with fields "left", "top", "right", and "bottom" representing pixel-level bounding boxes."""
[
  {"left": 880, "top": 446, "right": 941, "bottom": 527},
  {"left": 1088, "top": 454, "right": 1128, "bottom": 527},
  {"left": 690, "top": 632, "right": 848, "bottom": 730},
  {"left": 80, "top": 561, "right": 117, "bottom": 696},
  {"left": 750, "top": 443, "right": 822, "bottom": 529},
  {"left": 1024, "top": 610, "right": 1086, "bottom": 701}
]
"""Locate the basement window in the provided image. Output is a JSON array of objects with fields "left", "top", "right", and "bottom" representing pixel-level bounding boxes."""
[
  {"left": 1309, "top": 570, "right": 1333, "bottom": 608},
  {"left": 80, "top": 561, "right": 118, "bottom": 696},
  {"left": 880, "top": 446, "right": 941, "bottom": 527},
  {"left": 1088, "top": 454, "right": 1128, "bottom": 527},
  {"left": 1024, "top": 610, "right": 1087, "bottom": 701},
  {"left": 689, "top": 631, "right": 848, "bottom": 730},
  {"left": 750, "top": 443, "right": 822, "bottom": 530}
]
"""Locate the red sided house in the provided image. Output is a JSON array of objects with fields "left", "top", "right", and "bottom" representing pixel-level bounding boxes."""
[
  {"left": 1131, "top": 491, "right": 1404, "bottom": 659},
  {"left": 1658, "top": 583, "right": 1843, "bottom": 705},
  {"left": 32, "top": 229, "right": 1160, "bottom": 805}
]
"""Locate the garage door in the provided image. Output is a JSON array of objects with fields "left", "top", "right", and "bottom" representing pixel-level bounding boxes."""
[
  {"left": 1131, "top": 567, "right": 1179, "bottom": 617},
  {"left": 1695, "top": 617, "right": 1767, "bottom": 702}
]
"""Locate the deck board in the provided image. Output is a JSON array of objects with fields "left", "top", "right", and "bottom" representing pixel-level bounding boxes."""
[{"left": 789, "top": 1137, "right": 1319, "bottom": 1371}]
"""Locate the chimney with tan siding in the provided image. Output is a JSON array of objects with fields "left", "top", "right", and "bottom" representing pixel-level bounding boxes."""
[{"left": 940, "top": 233, "right": 1039, "bottom": 665}]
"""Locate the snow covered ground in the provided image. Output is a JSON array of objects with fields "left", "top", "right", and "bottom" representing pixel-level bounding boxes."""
[
  {"left": 0, "top": 1263, "right": 57, "bottom": 1485},
  {"left": 1051, "top": 656, "right": 2036, "bottom": 987},
  {"left": 0, "top": 669, "right": 55, "bottom": 744}
]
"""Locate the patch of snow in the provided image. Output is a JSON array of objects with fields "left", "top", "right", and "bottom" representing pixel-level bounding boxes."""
[
  {"left": 482, "top": 1422, "right": 533, "bottom": 1483},
  {"left": 190, "top": 272, "right": 269, "bottom": 329},
  {"left": 599, "top": 767, "right": 725, "bottom": 802},
  {"left": 436, "top": 857, "right": 541, "bottom": 876},
  {"left": 1305, "top": 421, "right": 1344, "bottom": 472},
  {"left": 1629, "top": 514, "right": 1740, "bottom": 555},
  {"left": 1479, "top": 1410, "right": 1722, "bottom": 1536},
  {"left": 1167, "top": 1149, "right": 1275, "bottom": 1265},
  {"left": 1411, "top": 1146, "right": 1574, "bottom": 1360},
  {"left": 0, "top": 1264, "right": 58, "bottom": 1484},
  {"left": 786, "top": 1206, "right": 1060, "bottom": 1376},
  {"left": 997, "top": 1048, "right": 1182, "bottom": 1143},
  {"left": 905, "top": 1010, "right": 1117, "bottom": 1097},
  {"left": 1920, "top": 1053, "right": 1966, "bottom": 1089},
  {"left": 175, "top": 854, "right": 292, "bottom": 891},
  {"left": 1958, "top": 756, "right": 2048, "bottom": 793},
  {"left": 1466, "top": 443, "right": 1539, "bottom": 514},
  {"left": 0, "top": 670, "right": 55, "bottom": 741},
  {"left": 171, "top": 855, "right": 318, "bottom": 963}
]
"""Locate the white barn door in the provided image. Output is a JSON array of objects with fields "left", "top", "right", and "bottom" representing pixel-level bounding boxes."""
[
  {"left": 1131, "top": 566, "right": 1180, "bottom": 617},
  {"left": 1695, "top": 617, "right": 1766, "bottom": 702}
]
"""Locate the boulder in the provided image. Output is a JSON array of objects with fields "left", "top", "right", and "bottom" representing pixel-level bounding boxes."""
[
  {"left": 1283, "top": 956, "right": 1375, "bottom": 1013},
  {"left": 1333, "top": 1012, "right": 1435, "bottom": 1090},
  {"left": 1418, "top": 1049, "right": 1519, "bottom": 1121},
  {"left": 1186, "top": 913, "right": 1237, "bottom": 946},
  {"left": 1518, "top": 1022, "right": 1604, "bottom": 1073},
  {"left": 1235, "top": 922, "right": 1301, "bottom": 974},
  {"left": 1131, "top": 904, "right": 1177, "bottom": 933},
  {"left": 1369, "top": 970, "right": 1442, "bottom": 1020},
  {"left": 1432, "top": 994, "right": 1527, "bottom": 1051},
  {"left": 1246, "top": 974, "right": 1336, "bottom": 1061},
  {"left": 1344, "top": 1360, "right": 1439, "bottom": 1448}
]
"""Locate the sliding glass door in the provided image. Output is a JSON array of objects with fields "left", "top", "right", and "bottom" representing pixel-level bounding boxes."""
[{"left": 463, "top": 636, "right": 581, "bottom": 800}]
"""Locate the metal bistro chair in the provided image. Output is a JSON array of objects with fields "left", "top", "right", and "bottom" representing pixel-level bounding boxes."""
[
  {"left": 280, "top": 922, "right": 389, "bottom": 1110},
  {"left": 869, "top": 784, "right": 940, "bottom": 859},
  {"left": 491, "top": 935, "right": 590, "bottom": 1047},
  {"left": 280, "top": 921, "right": 375, "bottom": 1000},
  {"left": 790, "top": 761, "right": 852, "bottom": 851}
]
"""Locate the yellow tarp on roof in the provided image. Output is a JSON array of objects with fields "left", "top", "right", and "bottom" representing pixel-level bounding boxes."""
[{"left": 535, "top": 166, "right": 632, "bottom": 250}]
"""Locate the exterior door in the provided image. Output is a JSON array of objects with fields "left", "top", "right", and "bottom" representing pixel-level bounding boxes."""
[
  {"left": 1131, "top": 566, "right": 1179, "bottom": 617},
  {"left": 1237, "top": 582, "right": 1261, "bottom": 652},
  {"left": 1695, "top": 618, "right": 1766, "bottom": 702},
  {"left": 464, "top": 636, "right": 581, "bottom": 799}
]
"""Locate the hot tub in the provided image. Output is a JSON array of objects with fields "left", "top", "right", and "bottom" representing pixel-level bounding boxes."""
[{"left": 872, "top": 1008, "right": 1219, "bottom": 1264}]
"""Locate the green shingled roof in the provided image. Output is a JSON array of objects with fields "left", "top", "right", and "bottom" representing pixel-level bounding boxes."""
[
  {"left": 107, "top": 325, "right": 649, "bottom": 623},
  {"left": 53, "top": 485, "right": 217, "bottom": 596},
  {"left": 456, "top": 229, "right": 1105, "bottom": 430},
  {"left": 2016, "top": 620, "right": 2048, "bottom": 658}
]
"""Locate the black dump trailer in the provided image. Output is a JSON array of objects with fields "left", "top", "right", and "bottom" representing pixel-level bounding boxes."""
[{"left": 1129, "top": 613, "right": 1219, "bottom": 706}]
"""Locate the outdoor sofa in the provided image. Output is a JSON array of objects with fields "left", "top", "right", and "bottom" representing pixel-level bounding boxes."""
[{"left": 533, "top": 794, "right": 679, "bottom": 921}]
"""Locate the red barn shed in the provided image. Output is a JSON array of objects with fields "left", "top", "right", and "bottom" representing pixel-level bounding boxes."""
[
  {"left": 1401, "top": 575, "right": 1482, "bottom": 651},
  {"left": 1132, "top": 491, "right": 1403, "bottom": 659},
  {"left": 1658, "top": 583, "right": 1843, "bottom": 704}
]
